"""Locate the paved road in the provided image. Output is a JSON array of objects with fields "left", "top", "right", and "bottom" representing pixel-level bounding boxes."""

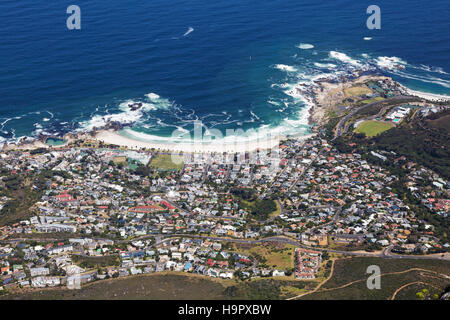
[
  {"left": 309, "top": 206, "right": 341, "bottom": 233},
  {"left": 333, "top": 95, "right": 420, "bottom": 140},
  {"left": 154, "top": 234, "right": 449, "bottom": 261},
  {"left": 381, "top": 245, "right": 449, "bottom": 261},
  {"left": 3, "top": 234, "right": 448, "bottom": 261},
  {"left": 287, "top": 140, "right": 329, "bottom": 191}
]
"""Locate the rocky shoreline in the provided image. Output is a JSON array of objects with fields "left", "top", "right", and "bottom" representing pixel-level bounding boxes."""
[
  {"left": 306, "top": 74, "right": 394, "bottom": 127},
  {"left": 3, "top": 74, "right": 449, "bottom": 152}
]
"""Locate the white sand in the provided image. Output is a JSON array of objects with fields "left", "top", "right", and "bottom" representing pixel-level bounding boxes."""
[
  {"left": 94, "top": 129, "right": 315, "bottom": 153},
  {"left": 402, "top": 87, "right": 450, "bottom": 102}
]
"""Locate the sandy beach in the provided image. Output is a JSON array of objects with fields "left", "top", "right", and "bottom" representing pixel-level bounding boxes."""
[
  {"left": 94, "top": 129, "right": 316, "bottom": 153},
  {"left": 6, "top": 74, "right": 447, "bottom": 154},
  {"left": 400, "top": 86, "right": 450, "bottom": 102}
]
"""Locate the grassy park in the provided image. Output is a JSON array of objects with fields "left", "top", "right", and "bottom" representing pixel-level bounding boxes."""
[
  {"left": 232, "top": 243, "right": 295, "bottom": 270},
  {"left": 360, "top": 96, "right": 384, "bottom": 104},
  {"left": 149, "top": 154, "right": 184, "bottom": 171},
  {"left": 355, "top": 120, "right": 394, "bottom": 137},
  {"left": 344, "top": 86, "right": 373, "bottom": 97}
]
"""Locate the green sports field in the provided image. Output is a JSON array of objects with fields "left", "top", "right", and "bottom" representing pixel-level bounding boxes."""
[
  {"left": 149, "top": 154, "right": 184, "bottom": 171},
  {"left": 355, "top": 120, "right": 394, "bottom": 137}
]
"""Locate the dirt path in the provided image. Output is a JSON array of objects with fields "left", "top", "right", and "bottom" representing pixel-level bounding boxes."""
[
  {"left": 390, "top": 281, "right": 426, "bottom": 300},
  {"left": 320, "top": 268, "right": 445, "bottom": 292},
  {"left": 390, "top": 281, "right": 442, "bottom": 300},
  {"left": 289, "top": 265, "right": 448, "bottom": 300}
]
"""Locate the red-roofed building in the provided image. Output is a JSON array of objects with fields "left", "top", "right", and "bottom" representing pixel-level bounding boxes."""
[
  {"left": 160, "top": 201, "right": 175, "bottom": 210},
  {"left": 216, "top": 261, "right": 229, "bottom": 268},
  {"left": 207, "top": 259, "right": 215, "bottom": 267},
  {"left": 55, "top": 192, "right": 76, "bottom": 203},
  {"left": 239, "top": 258, "right": 251, "bottom": 264}
]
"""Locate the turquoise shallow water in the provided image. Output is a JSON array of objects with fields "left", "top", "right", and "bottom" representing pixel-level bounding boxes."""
[
  {"left": 0, "top": 0, "right": 449, "bottom": 143},
  {"left": 45, "top": 138, "right": 66, "bottom": 146}
]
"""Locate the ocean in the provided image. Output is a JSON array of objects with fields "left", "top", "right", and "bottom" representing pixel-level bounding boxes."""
[{"left": 0, "top": 0, "right": 449, "bottom": 144}]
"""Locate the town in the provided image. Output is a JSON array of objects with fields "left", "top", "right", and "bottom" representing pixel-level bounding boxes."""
[{"left": 0, "top": 99, "right": 448, "bottom": 293}]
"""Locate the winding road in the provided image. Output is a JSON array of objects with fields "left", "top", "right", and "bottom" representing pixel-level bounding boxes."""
[
  {"left": 3, "top": 234, "right": 448, "bottom": 262},
  {"left": 333, "top": 95, "right": 420, "bottom": 139}
]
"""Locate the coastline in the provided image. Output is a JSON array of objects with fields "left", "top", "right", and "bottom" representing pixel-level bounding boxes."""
[
  {"left": 2, "top": 139, "right": 48, "bottom": 151},
  {"left": 93, "top": 129, "right": 316, "bottom": 153},
  {"left": 398, "top": 85, "right": 450, "bottom": 102},
  {"left": 92, "top": 73, "right": 449, "bottom": 153},
  {"left": 2, "top": 75, "right": 448, "bottom": 154},
  {"left": 307, "top": 75, "right": 392, "bottom": 126}
]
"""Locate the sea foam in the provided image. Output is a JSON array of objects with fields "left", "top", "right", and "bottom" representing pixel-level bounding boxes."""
[
  {"left": 375, "top": 56, "right": 407, "bottom": 70},
  {"left": 183, "top": 27, "right": 194, "bottom": 37},
  {"left": 329, "top": 51, "right": 362, "bottom": 67},
  {"left": 80, "top": 92, "right": 173, "bottom": 131},
  {"left": 274, "top": 64, "right": 298, "bottom": 72},
  {"left": 314, "top": 62, "right": 337, "bottom": 69},
  {"left": 297, "top": 43, "right": 314, "bottom": 49}
]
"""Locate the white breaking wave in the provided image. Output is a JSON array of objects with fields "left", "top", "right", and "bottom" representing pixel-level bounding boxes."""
[
  {"left": 80, "top": 111, "right": 143, "bottom": 131},
  {"left": 12, "top": 45, "right": 446, "bottom": 148},
  {"left": 250, "top": 111, "right": 261, "bottom": 121},
  {"left": 121, "top": 120, "right": 306, "bottom": 148},
  {"left": 175, "top": 126, "right": 190, "bottom": 134},
  {"left": 274, "top": 64, "right": 298, "bottom": 72},
  {"left": 391, "top": 69, "right": 450, "bottom": 88},
  {"left": 410, "top": 64, "right": 449, "bottom": 75},
  {"left": 80, "top": 93, "right": 173, "bottom": 131},
  {"left": 329, "top": 51, "right": 362, "bottom": 67},
  {"left": 297, "top": 43, "right": 314, "bottom": 49},
  {"left": 146, "top": 92, "right": 173, "bottom": 108},
  {"left": 375, "top": 56, "right": 407, "bottom": 70},
  {"left": 275, "top": 73, "right": 329, "bottom": 130},
  {"left": 146, "top": 93, "right": 160, "bottom": 100},
  {"left": 372, "top": 57, "right": 450, "bottom": 88},
  {"left": 314, "top": 62, "right": 337, "bottom": 69},
  {"left": 363, "top": 37, "right": 372, "bottom": 41},
  {"left": 183, "top": 27, "right": 194, "bottom": 37},
  {"left": 283, "top": 117, "right": 308, "bottom": 128},
  {"left": 118, "top": 100, "right": 157, "bottom": 112},
  {"left": 122, "top": 125, "right": 263, "bottom": 144},
  {"left": 267, "top": 100, "right": 281, "bottom": 106}
]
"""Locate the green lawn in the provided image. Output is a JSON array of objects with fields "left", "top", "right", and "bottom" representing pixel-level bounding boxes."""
[
  {"left": 240, "top": 199, "right": 277, "bottom": 221},
  {"left": 149, "top": 154, "right": 184, "bottom": 171},
  {"left": 232, "top": 243, "right": 295, "bottom": 269},
  {"left": 355, "top": 120, "right": 394, "bottom": 137},
  {"left": 344, "top": 86, "right": 373, "bottom": 97},
  {"left": 71, "top": 254, "right": 120, "bottom": 269},
  {"left": 360, "top": 96, "right": 384, "bottom": 104},
  {"left": 270, "top": 201, "right": 282, "bottom": 218}
]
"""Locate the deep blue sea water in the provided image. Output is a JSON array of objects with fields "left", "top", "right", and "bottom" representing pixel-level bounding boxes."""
[{"left": 0, "top": 0, "right": 449, "bottom": 143}]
